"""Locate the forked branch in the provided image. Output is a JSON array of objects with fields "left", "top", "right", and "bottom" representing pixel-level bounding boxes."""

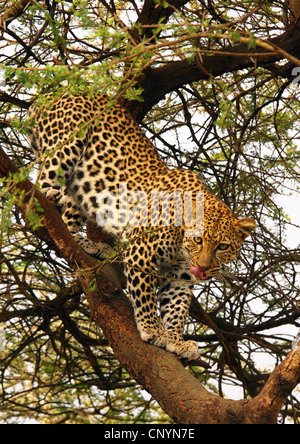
[{"left": 0, "top": 145, "right": 299, "bottom": 424}]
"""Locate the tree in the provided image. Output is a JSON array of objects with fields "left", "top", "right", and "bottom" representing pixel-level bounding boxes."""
[{"left": 0, "top": 0, "right": 300, "bottom": 424}]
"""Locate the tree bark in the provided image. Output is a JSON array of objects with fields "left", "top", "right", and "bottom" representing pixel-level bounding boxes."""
[
  {"left": 0, "top": 0, "right": 33, "bottom": 29},
  {"left": 289, "top": 0, "right": 300, "bottom": 23},
  {"left": 121, "top": 27, "right": 300, "bottom": 122},
  {"left": 137, "top": 0, "right": 189, "bottom": 38},
  {"left": 1, "top": 145, "right": 299, "bottom": 424}
]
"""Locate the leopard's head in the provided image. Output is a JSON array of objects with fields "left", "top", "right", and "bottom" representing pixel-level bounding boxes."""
[{"left": 183, "top": 197, "right": 256, "bottom": 281}]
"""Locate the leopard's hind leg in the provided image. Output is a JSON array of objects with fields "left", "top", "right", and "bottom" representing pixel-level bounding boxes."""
[
  {"left": 61, "top": 195, "right": 114, "bottom": 260},
  {"left": 38, "top": 150, "right": 113, "bottom": 260}
]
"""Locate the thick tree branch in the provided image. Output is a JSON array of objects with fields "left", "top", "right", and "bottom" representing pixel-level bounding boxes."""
[
  {"left": 247, "top": 338, "right": 300, "bottom": 423},
  {"left": 122, "top": 28, "right": 300, "bottom": 122},
  {"left": 136, "top": 0, "right": 189, "bottom": 39},
  {"left": 1, "top": 145, "right": 299, "bottom": 423},
  {"left": 0, "top": 0, "right": 33, "bottom": 29},
  {"left": 289, "top": 0, "right": 300, "bottom": 24},
  {"left": 0, "top": 92, "right": 31, "bottom": 109}
]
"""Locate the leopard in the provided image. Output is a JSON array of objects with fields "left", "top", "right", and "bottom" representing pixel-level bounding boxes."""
[{"left": 27, "top": 93, "right": 256, "bottom": 361}]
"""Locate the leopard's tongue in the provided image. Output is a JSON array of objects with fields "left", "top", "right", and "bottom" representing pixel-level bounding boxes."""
[{"left": 190, "top": 266, "right": 208, "bottom": 280}]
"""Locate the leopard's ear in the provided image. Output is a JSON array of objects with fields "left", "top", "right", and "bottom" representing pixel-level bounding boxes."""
[{"left": 235, "top": 218, "right": 256, "bottom": 240}]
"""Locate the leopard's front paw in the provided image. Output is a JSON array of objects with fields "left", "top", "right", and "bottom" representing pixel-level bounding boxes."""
[
  {"left": 76, "top": 237, "right": 115, "bottom": 260},
  {"left": 166, "top": 338, "right": 200, "bottom": 361}
]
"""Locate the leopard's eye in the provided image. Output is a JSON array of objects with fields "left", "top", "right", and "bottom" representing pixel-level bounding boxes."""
[
  {"left": 194, "top": 237, "right": 203, "bottom": 245},
  {"left": 218, "top": 243, "right": 230, "bottom": 251}
]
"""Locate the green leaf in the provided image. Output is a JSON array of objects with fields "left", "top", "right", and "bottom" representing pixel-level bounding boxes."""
[
  {"left": 248, "top": 36, "right": 257, "bottom": 50},
  {"left": 231, "top": 31, "right": 241, "bottom": 42}
]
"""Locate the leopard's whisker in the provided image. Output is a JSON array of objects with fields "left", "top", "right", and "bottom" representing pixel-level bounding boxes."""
[{"left": 217, "top": 270, "right": 246, "bottom": 292}]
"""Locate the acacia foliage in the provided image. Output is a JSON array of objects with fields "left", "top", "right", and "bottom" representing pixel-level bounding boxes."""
[{"left": 0, "top": 0, "right": 300, "bottom": 424}]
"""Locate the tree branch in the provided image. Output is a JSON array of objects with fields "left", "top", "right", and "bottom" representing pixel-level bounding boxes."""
[
  {"left": 1, "top": 144, "right": 299, "bottom": 423},
  {"left": 137, "top": 0, "right": 189, "bottom": 39},
  {"left": 289, "top": 0, "right": 300, "bottom": 24},
  {"left": 122, "top": 28, "right": 300, "bottom": 122},
  {"left": 247, "top": 338, "right": 300, "bottom": 423},
  {"left": 0, "top": 92, "right": 31, "bottom": 109},
  {"left": 0, "top": 0, "right": 33, "bottom": 30}
]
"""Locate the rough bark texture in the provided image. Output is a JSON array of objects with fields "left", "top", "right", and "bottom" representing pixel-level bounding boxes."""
[
  {"left": 0, "top": 0, "right": 32, "bottom": 29},
  {"left": 289, "top": 0, "right": 300, "bottom": 23},
  {"left": 120, "top": 19, "right": 300, "bottom": 122}
]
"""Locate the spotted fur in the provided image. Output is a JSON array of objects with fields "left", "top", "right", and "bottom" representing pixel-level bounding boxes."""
[{"left": 28, "top": 94, "right": 256, "bottom": 361}]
